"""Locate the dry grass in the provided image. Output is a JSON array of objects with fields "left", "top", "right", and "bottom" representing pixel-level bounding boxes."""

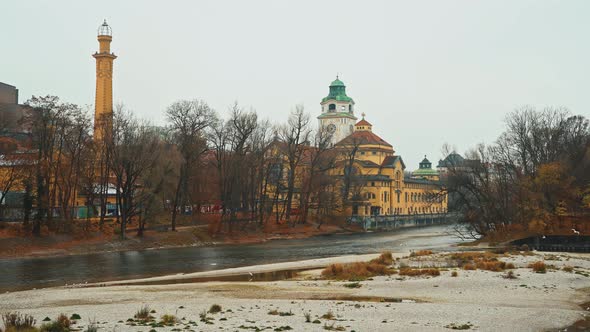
[
  {"left": 450, "top": 251, "right": 514, "bottom": 272},
  {"left": 371, "top": 251, "right": 393, "bottom": 265},
  {"left": 563, "top": 266, "right": 574, "bottom": 273},
  {"left": 451, "top": 271, "right": 458, "bottom": 277},
  {"left": 2, "top": 312, "right": 37, "bottom": 332},
  {"left": 476, "top": 260, "right": 507, "bottom": 272},
  {"left": 134, "top": 305, "right": 151, "bottom": 321},
  {"left": 39, "top": 314, "right": 70, "bottom": 332},
  {"left": 321, "top": 252, "right": 394, "bottom": 280},
  {"left": 159, "top": 314, "right": 177, "bottom": 326},
  {"left": 321, "top": 310, "right": 335, "bottom": 320},
  {"left": 410, "top": 250, "right": 433, "bottom": 257},
  {"left": 463, "top": 263, "right": 476, "bottom": 270},
  {"left": 55, "top": 315, "right": 69, "bottom": 330},
  {"left": 528, "top": 261, "right": 547, "bottom": 273},
  {"left": 399, "top": 268, "right": 440, "bottom": 277}
]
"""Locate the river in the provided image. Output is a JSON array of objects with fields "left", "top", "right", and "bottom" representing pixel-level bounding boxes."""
[{"left": 0, "top": 224, "right": 466, "bottom": 292}]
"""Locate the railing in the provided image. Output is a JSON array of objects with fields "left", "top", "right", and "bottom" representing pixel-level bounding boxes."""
[{"left": 346, "top": 213, "right": 458, "bottom": 231}]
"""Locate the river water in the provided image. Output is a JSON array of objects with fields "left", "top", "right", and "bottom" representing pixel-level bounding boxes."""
[{"left": 0, "top": 224, "right": 465, "bottom": 292}]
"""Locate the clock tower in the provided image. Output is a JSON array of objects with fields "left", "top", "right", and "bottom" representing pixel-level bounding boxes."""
[{"left": 318, "top": 77, "right": 357, "bottom": 145}]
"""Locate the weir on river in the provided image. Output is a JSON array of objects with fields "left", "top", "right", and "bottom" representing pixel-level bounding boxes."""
[{"left": 347, "top": 213, "right": 458, "bottom": 231}]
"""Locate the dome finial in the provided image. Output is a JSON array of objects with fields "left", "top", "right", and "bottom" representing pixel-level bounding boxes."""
[{"left": 361, "top": 112, "right": 366, "bottom": 119}]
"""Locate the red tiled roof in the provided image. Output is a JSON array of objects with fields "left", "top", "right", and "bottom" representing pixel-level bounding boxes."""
[
  {"left": 355, "top": 119, "right": 372, "bottom": 126},
  {"left": 336, "top": 130, "right": 392, "bottom": 147}
]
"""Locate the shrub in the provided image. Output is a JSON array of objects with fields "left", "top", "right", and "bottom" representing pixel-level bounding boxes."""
[
  {"left": 399, "top": 268, "right": 440, "bottom": 277},
  {"left": 445, "top": 323, "right": 473, "bottom": 330},
  {"left": 208, "top": 304, "right": 222, "bottom": 314},
  {"left": 344, "top": 282, "right": 361, "bottom": 288},
  {"left": 321, "top": 310, "right": 335, "bottom": 320},
  {"left": 529, "top": 261, "right": 546, "bottom": 273},
  {"left": 503, "top": 271, "right": 517, "bottom": 279},
  {"left": 2, "top": 312, "right": 37, "bottom": 331},
  {"left": 505, "top": 263, "right": 515, "bottom": 269},
  {"left": 304, "top": 312, "right": 311, "bottom": 323},
  {"left": 40, "top": 321, "right": 67, "bottom": 332},
  {"left": 268, "top": 309, "right": 279, "bottom": 315},
  {"left": 451, "top": 271, "right": 458, "bottom": 277},
  {"left": 84, "top": 320, "right": 98, "bottom": 332},
  {"left": 371, "top": 251, "right": 393, "bottom": 265},
  {"left": 323, "top": 322, "right": 345, "bottom": 331},
  {"left": 159, "top": 315, "right": 177, "bottom": 326},
  {"left": 134, "top": 305, "right": 152, "bottom": 321},
  {"left": 55, "top": 315, "right": 69, "bottom": 330},
  {"left": 563, "top": 266, "right": 574, "bottom": 273},
  {"left": 39, "top": 315, "right": 70, "bottom": 332},
  {"left": 279, "top": 310, "right": 294, "bottom": 317}
]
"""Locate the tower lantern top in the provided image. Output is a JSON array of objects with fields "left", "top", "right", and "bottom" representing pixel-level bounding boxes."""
[
  {"left": 322, "top": 76, "right": 354, "bottom": 103},
  {"left": 97, "top": 19, "right": 112, "bottom": 37}
]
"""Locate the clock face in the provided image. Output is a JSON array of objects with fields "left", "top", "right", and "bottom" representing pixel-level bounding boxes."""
[{"left": 327, "top": 124, "right": 336, "bottom": 133}]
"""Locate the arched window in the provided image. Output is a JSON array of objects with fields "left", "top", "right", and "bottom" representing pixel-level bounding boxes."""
[{"left": 328, "top": 104, "right": 336, "bottom": 111}]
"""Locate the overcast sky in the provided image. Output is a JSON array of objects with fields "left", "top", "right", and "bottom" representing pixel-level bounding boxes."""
[{"left": 2, "top": 0, "right": 589, "bottom": 168}]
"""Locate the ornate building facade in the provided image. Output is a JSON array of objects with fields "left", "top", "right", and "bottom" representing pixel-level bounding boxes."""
[{"left": 323, "top": 78, "right": 447, "bottom": 217}]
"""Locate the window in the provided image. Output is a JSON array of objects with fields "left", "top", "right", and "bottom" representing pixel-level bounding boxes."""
[
  {"left": 372, "top": 151, "right": 377, "bottom": 155},
  {"left": 329, "top": 104, "right": 336, "bottom": 111},
  {"left": 396, "top": 192, "right": 400, "bottom": 203},
  {"left": 371, "top": 182, "right": 375, "bottom": 187}
]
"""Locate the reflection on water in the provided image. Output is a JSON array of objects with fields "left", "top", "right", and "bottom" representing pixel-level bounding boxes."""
[{"left": 0, "top": 224, "right": 464, "bottom": 292}]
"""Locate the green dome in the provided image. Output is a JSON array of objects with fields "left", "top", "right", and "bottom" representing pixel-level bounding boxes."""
[
  {"left": 322, "top": 77, "right": 354, "bottom": 103},
  {"left": 330, "top": 78, "right": 345, "bottom": 87}
]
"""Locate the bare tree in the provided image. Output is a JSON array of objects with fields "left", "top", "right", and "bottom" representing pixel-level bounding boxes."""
[
  {"left": 166, "top": 99, "right": 214, "bottom": 231},
  {"left": 445, "top": 107, "right": 590, "bottom": 237},
  {"left": 298, "top": 124, "right": 336, "bottom": 224},
  {"left": 278, "top": 106, "right": 311, "bottom": 222},
  {"left": 108, "top": 107, "right": 160, "bottom": 239},
  {"left": 25, "top": 96, "right": 76, "bottom": 235}
]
